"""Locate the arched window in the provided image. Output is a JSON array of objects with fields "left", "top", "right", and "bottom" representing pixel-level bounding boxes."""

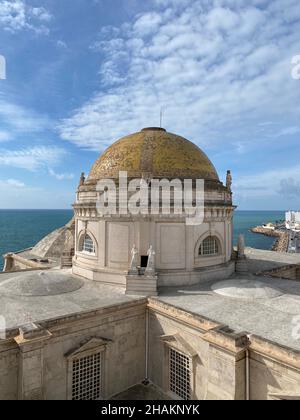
[
  {"left": 79, "top": 234, "right": 95, "bottom": 254},
  {"left": 199, "top": 236, "right": 219, "bottom": 256}
]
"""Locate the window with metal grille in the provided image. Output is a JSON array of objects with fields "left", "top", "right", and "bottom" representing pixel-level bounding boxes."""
[
  {"left": 169, "top": 348, "right": 191, "bottom": 400},
  {"left": 80, "top": 234, "right": 95, "bottom": 254},
  {"left": 72, "top": 352, "right": 103, "bottom": 400},
  {"left": 199, "top": 236, "right": 219, "bottom": 256}
]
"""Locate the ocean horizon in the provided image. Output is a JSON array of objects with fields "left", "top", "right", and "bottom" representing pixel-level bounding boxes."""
[{"left": 0, "top": 209, "right": 285, "bottom": 271}]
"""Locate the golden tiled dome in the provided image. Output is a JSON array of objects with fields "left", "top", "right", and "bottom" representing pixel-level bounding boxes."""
[{"left": 88, "top": 127, "right": 219, "bottom": 181}]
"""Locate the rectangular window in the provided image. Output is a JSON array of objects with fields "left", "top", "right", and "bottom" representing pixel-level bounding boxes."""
[
  {"left": 72, "top": 352, "right": 103, "bottom": 400},
  {"left": 200, "top": 237, "right": 218, "bottom": 255},
  {"left": 169, "top": 348, "right": 191, "bottom": 400},
  {"left": 83, "top": 237, "right": 95, "bottom": 253}
]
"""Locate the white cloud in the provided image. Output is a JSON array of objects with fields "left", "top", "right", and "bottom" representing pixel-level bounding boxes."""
[
  {"left": 0, "top": 178, "right": 25, "bottom": 188},
  {"left": 57, "top": 40, "right": 67, "bottom": 49},
  {"left": 278, "top": 178, "right": 300, "bottom": 199},
  {"left": 272, "top": 126, "right": 300, "bottom": 138},
  {"left": 31, "top": 7, "right": 51, "bottom": 22},
  {"left": 206, "top": 7, "right": 240, "bottom": 31},
  {"left": 0, "top": 146, "right": 66, "bottom": 171},
  {"left": 0, "top": 99, "right": 52, "bottom": 134},
  {"left": 133, "top": 12, "right": 162, "bottom": 36},
  {"left": 49, "top": 168, "right": 74, "bottom": 181},
  {"left": 234, "top": 165, "right": 300, "bottom": 198},
  {"left": 59, "top": 0, "right": 300, "bottom": 152},
  {"left": 0, "top": 0, "right": 52, "bottom": 34}
]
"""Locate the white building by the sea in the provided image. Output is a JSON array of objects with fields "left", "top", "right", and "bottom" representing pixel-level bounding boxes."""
[{"left": 285, "top": 211, "right": 300, "bottom": 231}]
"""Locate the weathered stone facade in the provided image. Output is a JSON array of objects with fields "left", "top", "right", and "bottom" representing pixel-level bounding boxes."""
[
  {"left": 0, "top": 297, "right": 299, "bottom": 400},
  {"left": 0, "top": 300, "right": 147, "bottom": 400}
]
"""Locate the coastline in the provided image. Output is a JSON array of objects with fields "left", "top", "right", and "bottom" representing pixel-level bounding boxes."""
[{"left": 250, "top": 226, "right": 289, "bottom": 252}]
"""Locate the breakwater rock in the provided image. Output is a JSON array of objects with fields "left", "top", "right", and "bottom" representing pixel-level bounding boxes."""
[{"left": 250, "top": 226, "right": 289, "bottom": 252}]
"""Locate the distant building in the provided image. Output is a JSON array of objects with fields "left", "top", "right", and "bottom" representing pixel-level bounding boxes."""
[
  {"left": 286, "top": 211, "right": 300, "bottom": 231},
  {"left": 262, "top": 222, "right": 275, "bottom": 230}
]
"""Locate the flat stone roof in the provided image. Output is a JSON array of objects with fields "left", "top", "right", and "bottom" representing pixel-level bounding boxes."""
[
  {"left": 2, "top": 247, "right": 300, "bottom": 352},
  {"left": 0, "top": 269, "right": 143, "bottom": 330},
  {"left": 245, "top": 247, "right": 300, "bottom": 273},
  {"left": 156, "top": 274, "right": 300, "bottom": 351}
]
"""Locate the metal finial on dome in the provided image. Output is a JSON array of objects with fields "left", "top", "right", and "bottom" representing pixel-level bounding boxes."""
[{"left": 160, "top": 107, "right": 163, "bottom": 128}]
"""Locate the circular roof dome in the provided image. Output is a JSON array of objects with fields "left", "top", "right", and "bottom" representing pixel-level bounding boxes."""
[
  {"left": 0, "top": 271, "right": 84, "bottom": 297},
  {"left": 211, "top": 279, "right": 283, "bottom": 300},
  {"left": 88, "top": 128, "right": 219, "bottom": 181}
]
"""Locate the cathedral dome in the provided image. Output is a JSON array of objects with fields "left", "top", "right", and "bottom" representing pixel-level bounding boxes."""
[{"left": 88, "top": 127, "right": 219, "bottom": 181}]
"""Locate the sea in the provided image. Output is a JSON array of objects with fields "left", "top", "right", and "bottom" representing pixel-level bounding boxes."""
[{"left": 0, "top": 210, "right": 285, "bottom": 271}]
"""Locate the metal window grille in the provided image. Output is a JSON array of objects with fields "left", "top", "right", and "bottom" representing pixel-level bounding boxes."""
[
  {"left": 199, "top": 236, "right": 219, "bottom": 256},
  {"left": 82, "top": 235, "right": 95, "bottom": 253},
  {"left": 72, "top": 352, "right": 103, "bottom": 400},
  {"left": 169, "top": 348, "right": 191, "bottom": 400}
]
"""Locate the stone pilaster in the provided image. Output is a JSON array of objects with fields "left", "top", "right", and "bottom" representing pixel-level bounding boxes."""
[
  {"left": 202, "top": 328, "right": 248, "bottom": 400},
  {"left": 14, "top": 323, "right": 52, "bottom": 400}
]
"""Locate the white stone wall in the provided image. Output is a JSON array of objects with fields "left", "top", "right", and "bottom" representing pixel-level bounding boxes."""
[
  {"left": 73, "top": 213, "right": 234, "bottom": 287},
  {"left": 1, "top": 300, "right": 300, "bottom": 400},
  {"left": 147, "top": 303, "right": 244, "bottom": 400},
  {"left": 148, "top": 311, "right": 210, "bottom": 399},
  {"left": 147, "top": 300, "right": 300, "bottom": 401},
  {"left": 248, "top": 339, "right": 300, "bottom": 400},
  {"left": 73, "top": 180, "right": 235, "bottom": 288},
  {"left": 42, "top": 302, "right": 146, "bottom": 400}
]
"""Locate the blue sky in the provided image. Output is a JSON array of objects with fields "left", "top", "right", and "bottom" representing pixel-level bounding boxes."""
[{"left": 0, "top": 0, "right": 299, "bottom": 210}]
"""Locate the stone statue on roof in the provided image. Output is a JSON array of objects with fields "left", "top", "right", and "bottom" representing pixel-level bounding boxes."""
[
  {"left": 226, "top": 170, "right": 232, "bottom": 193},
  {"left": 145, "top": 245, "right": 156, "bottom": 276},
  {"left": 129, "top": 245, "right": 139, "bottom": 274},
  {"left": 79, "top": 172, "right": 85, "bottom": 187}
]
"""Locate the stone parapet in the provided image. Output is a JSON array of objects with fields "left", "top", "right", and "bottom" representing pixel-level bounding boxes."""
[{"left": 126, "top": 274, "right": 158, "bottom": 296}]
